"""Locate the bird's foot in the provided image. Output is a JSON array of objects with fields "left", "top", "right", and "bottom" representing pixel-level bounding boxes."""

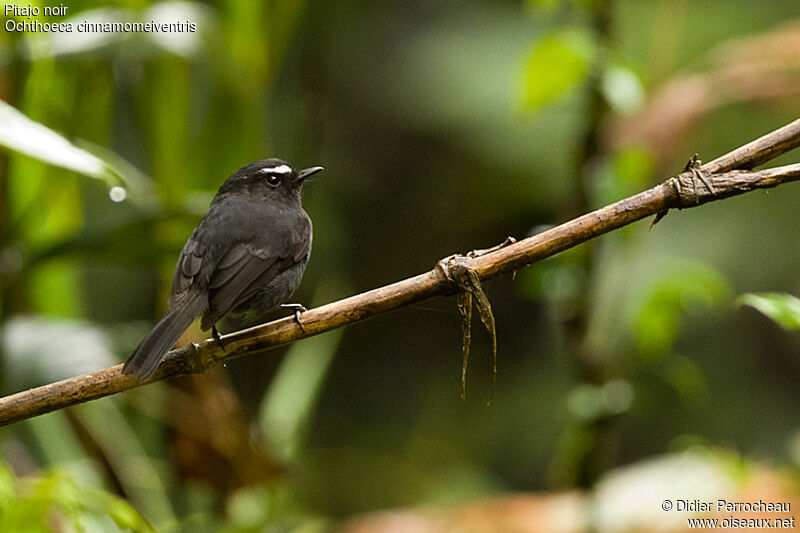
[
  {"left": 281, "top": 303, "right": 308, "bottom": 333},
  {"left": 212, "top": 325, "right": 226, "bottom": 350}
]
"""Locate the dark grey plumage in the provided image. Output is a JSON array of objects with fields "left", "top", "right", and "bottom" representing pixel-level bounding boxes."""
[{"left": 123, "top": 159, "right": 322, "bottom": 380}]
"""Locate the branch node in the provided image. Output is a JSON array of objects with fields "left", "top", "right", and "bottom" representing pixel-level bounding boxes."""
[
  {"left": 436, "top": 254, "right": 472, "bottom": 289},
  {"left": 668, "top": 154, "right": 724, "bottom": 208},
  {"left": 437, "top": 254, "right": 498, "bottom": 405},
  {"left": 186, "top": 342, "right": 215, "bottom": 374}
]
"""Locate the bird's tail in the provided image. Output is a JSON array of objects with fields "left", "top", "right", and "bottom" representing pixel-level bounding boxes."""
[{"left": 123, "top": 293, "right": 205, "bottom": 380}]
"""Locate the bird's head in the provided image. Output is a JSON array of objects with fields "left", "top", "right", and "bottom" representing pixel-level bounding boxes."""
[{"left": 218, "top": 158, "right": 324, "bottom": 204}]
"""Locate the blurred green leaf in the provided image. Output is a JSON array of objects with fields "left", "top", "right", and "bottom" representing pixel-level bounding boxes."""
[
  {"left": 738, "top": 292, "right": 800, "bottom": 331},
  {"left": 224, "top": 482, "right": 326, "bottom": 532},
  {"left": 520, "top": 29, "right": 594, "bottom": 110},
  {"left": 259, "top": 323, "right": 344, "bottom": 463},
  {"left": 614, "top": 147, "right": 654, "bottom": 187},
  {"left": 27, "top": 259, "right": 84, "bottom": 318},
  {"left": 592, "top": 147, "right": 656, "bottom": 206},
  {"left": 0, "top": 463, "right": 16, "bottom": 503},
  {"left": 567, "top": 379, "right": 633, "bottom": 421},
  {"left": 75, "top": 404, "right": 176, "bottom": 526},
  {"left": 0, "top": 100, "right": 156, "bottom": 210},
  {"left": 601, "top": 64, "right": 644, "bottom": 116},
  {"left": 632, "top": 262, "right": 730, "bottom": 358},
  {"left": 0, "top": 463, "right": 152, "bottom": 532},
  {"left": 87, "top": 490, "right": 152, "bottom": 532},
  {"left": 519, "top": 250, "right": 587, "bottom": 320},
  {"left": 0, "top": 100, "right": 114, "bottom": 184},
  {"left": 660, "top": 354, "right": 709, "bottom": 403},
  {"left": 526, "top": 0, "right": 568, "bottom": 10},
  {"left": 526, "top": 0, "right": 600, "bottom": 12}
]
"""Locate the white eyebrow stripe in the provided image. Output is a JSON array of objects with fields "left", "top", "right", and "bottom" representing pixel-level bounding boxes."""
[{"left": 260, "top": 164, "right": 292, "bottom": 175}]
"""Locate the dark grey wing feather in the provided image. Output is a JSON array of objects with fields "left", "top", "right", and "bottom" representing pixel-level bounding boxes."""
[
  {"left": 202, "top": 248, "right": 281, "bottom": 330},
  {"left": 217, "top": 243, "right": 249, "bottom": 269},
  {"left": 202, "top": 217, "right": 311, "bottom": 330},
  {"left": 182, "top": 253, "right": 202, "bottom": 278},
  {"left": 208, "top": 244, "right": 250, "bottom": 289},
  {"left": 171, "top": 238, "right": 203, "bottom": 294}
]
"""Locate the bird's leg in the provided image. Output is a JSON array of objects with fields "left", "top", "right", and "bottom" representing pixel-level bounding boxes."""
[
  {"left": 212, "top": 325, "right": 226, "bottom": 350},
  {"left": 281, "top": 303, "right": 308, "bottom": 332}
]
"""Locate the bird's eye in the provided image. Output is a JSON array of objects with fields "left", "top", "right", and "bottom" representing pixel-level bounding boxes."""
[{"left": 266, "top": 174, "right": 281, "bottom": 187}]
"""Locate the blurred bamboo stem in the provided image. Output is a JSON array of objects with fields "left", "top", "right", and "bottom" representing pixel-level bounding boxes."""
[{"left": 1, "top": 119, "right": 799, "bottom": 426}]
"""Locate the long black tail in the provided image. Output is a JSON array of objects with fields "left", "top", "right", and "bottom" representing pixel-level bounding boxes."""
[{"left": 123, "top": 293, "right": 205, "bottom": 380}]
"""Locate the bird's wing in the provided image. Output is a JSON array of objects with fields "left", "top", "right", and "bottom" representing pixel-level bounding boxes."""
[
  {"left": 203, "top": 244, "right": 281, "bottom": 327},
  {"left": 201, "top": 218, "right": 311, "bottom": 329},
  {"left": 170, "top": 237, "right": 203, "bottom": 294}
]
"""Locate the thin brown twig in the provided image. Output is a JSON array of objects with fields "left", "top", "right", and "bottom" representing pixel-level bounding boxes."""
[{"left": 1, "top": 120, "right": 799, "bottom": 427}]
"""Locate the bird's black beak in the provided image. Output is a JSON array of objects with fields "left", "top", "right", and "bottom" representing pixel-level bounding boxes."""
[{"left": 297, "top": 166, "right": 324, "bottom": 181}]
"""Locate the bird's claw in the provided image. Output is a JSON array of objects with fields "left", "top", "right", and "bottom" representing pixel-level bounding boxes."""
[
  {"left": 212, "top": 325, "right": 226, "bottom": 350},
  {"left": 281, "top": 303, "right": 308, "bottom": 332}
]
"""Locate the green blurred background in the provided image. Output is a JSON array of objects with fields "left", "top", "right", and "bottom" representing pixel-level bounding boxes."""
[{"left": 1, "top": 0, "right": 800, "bottom": 530}]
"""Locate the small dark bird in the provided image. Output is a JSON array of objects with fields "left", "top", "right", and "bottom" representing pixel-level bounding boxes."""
[{"left": 123, "top": 159, "right": 323, "bottom": 380}]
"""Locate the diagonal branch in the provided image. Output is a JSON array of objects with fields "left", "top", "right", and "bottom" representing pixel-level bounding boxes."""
[{"left": 1, "top": 119, "right": 799, "bottom": 427}]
